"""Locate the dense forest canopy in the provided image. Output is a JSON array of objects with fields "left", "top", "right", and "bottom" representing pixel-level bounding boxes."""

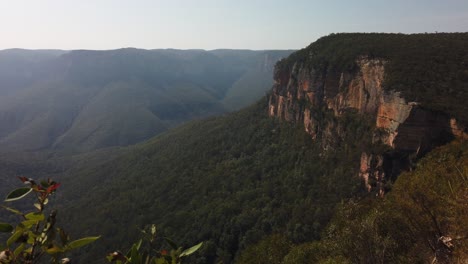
[
  {"left": 240, "top": 140, "right": 468, "bottom": 263},
  {"left": 60, "top": 98, "right": 373, "bottom": 263}
]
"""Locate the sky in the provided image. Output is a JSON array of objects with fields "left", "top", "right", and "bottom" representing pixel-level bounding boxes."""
[{"left": 0, "top": 0, "right": 467, "bottom": 50}]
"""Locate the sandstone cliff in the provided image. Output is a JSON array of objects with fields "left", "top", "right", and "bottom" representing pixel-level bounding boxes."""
[{"left": 269, "top": 54, "right": 467, "bottom": 194}]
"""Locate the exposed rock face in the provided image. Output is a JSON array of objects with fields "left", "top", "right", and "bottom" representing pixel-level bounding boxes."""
[
  {"left": 375, "top": 93, "right": 414, "bottom": 147},
  {"left": 450, "top": 118, "right": 468, "bottom": 140},
  {"left": 327, "top": 58, "right": 386, "bottom": 115},
  {"left": 269, "top": 57, "right": 468, "bottom": 194}
]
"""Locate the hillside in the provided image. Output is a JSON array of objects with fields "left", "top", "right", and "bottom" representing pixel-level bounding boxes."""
[
  {"left": 0, "top": 48, "right": 292, "bottom": 153},
  {"left": 61, "top": 99, "right": 370, "bottom": 263},
  {"left": 0, "top": 49, "right": 67, "bottom": 97},
  {"left": 240, "top": 140, "right": 468, "bottom": 263}
]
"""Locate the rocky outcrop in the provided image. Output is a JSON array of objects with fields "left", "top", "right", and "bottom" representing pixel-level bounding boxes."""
[
  {"left": 269, "top": 57, "right": 468, "bottom": 194},
  {"left": 450, "top": 118, "right": 468, "bottom": 140},
  {"left": 359, "top": 152, "right": 385, "bottom": 195},
  {"left": 326, "top": 58, "right": 386, "bottom": 115},
  {"left": 375, "top": 92, "right": 414, "bottom": 147}
]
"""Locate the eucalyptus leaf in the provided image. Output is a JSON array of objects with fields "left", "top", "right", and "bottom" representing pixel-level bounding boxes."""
[
  {"left": 25, "top": 212, "right": 45, "bottom": 221},
  {"left": 130, "top": 244, "right": 141, "bottom": 264},
  {"left": 45, "top": 245, "right": 64, "bottom": 254},
  {"left": 7, "top": 230, "right": 22, "bottom": 247},
  {"left": 27, "top": 232, "right": 36, "bottom": 244},
  {"left": 5, "top": 188, "right": 32, "bottom": 202},
  {"left": 1, "top": 205, "right": 22, "bottom": 215},
  {"left": 0, "top": 223, "right": 13, "bottom": 233},
  {"left": 126, "top": 239, "right": 142, "bottom": 258},
  {"left": 14, "top": 243, "right": 25, "bottom": 257},
  {"left": 179, "top": 242, "right": 203, "bottom": 257},
  {"left": 66, "top": 236, "right": 100, "bottom": 250},
  {"left": 19, "top": 220, "right": 38, "bottom": 229}
]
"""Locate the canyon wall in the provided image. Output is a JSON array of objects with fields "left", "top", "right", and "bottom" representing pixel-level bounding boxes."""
[{"left": 269, "top": 57, "right": 467, "bottom": 194}]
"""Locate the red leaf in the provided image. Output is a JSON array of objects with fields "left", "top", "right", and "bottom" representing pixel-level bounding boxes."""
[
  {"left": 18, "top": 176, "right": 29, "bottom": 183},
  {"left": 46, "top": 183, "right": 61, "bottom": 193}
]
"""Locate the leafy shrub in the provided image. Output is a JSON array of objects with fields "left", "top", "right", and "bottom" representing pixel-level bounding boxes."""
[
  {"left": 0, "top": 177, "right": 99, "bottom": 263},
  {"left": 0, "top": 178, "right": 203, "bottom": 264}
]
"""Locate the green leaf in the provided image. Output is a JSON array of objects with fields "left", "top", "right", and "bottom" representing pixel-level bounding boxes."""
[
  {"left": 1, "top": 205, "right": 23, "bottom": 215},
  {"left": 25, "top": 212, "right": 45, "bottom": 221},
  {"left": 27, "top": 231, "right": 36, "bottom": 244},
  {"left": 164, "top": 237, "right": 178, "bottom": 250},
  {"left": 14, "top": 243, "right": 25, "bottom": 257},
  {"left": 19, "top": 220, "right": 38, "bottom": 229},
  {"left": 0, "top": 223, "right": 13, "bottom": 233},
  {"left": 45, "top": 245, "right": 64, "bottom": 254},
  {"left": 5, "top": 188, "right": 32, "bottom": 202},
  {"left": 130, "top": 243, "right": 141, "bottom": 264},
  {"left": 179, "top": 242, "right": 203, "bottom": 258},
  {"left": 66, "top": 236, "right": 100, "bottom": 250},
  {"left": 136, "top": 239, "right": 142, "bottom": 250},
  {"left": 7, "top": 230, "right": 22, "bottom": 247},
  {"left": 126, "top": 240, "right": 142, "bottom": 258}
]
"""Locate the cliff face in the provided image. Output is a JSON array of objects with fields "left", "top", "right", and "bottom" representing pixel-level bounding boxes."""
[{"left": 269, "top": 57, "right": 467, "bottom": 194}]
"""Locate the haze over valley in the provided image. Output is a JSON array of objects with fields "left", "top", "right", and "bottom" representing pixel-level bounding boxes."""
[{"left": 0, "top": 48, "right": 292, "bottom": 153}]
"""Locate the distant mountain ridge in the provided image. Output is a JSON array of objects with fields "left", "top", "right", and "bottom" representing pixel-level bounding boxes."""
[{"left": 0, "top": 48, "right": 293, "bottom": 152}]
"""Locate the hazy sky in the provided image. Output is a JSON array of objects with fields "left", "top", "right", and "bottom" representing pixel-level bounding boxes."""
[{"left": 0, "top": 0, "right": 467, "bottom": 50}]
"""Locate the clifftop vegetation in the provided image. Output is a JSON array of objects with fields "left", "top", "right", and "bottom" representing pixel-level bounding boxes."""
[{"left": 276, "top": 33, "right": 468, "bottom": 122}]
